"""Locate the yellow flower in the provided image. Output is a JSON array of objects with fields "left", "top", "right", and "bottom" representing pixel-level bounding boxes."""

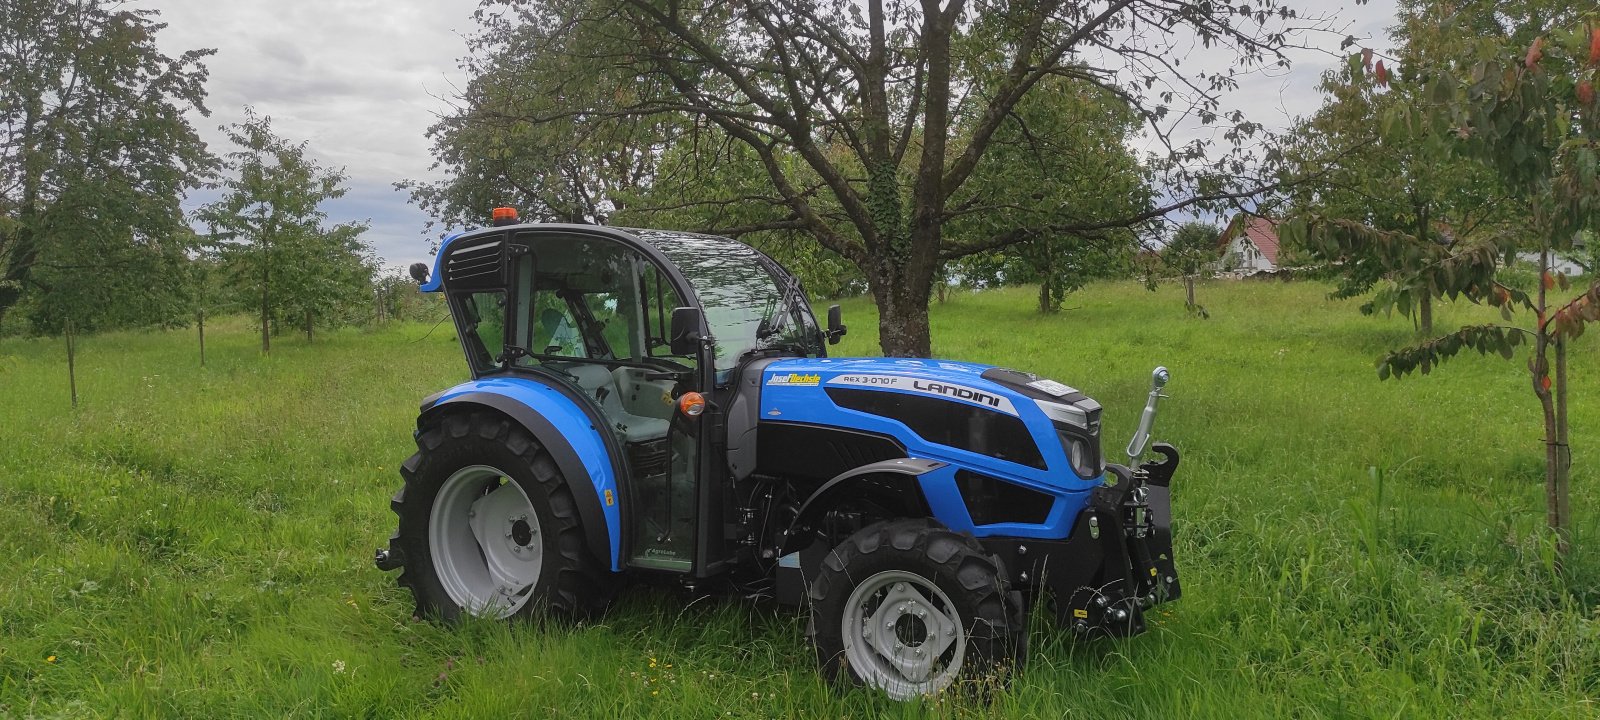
[
  {"left": 651, "top": 690, "right": 659, "bottom": 697},
  {"left": 46, "top": 655, "right": 57, "bottom": 663}
]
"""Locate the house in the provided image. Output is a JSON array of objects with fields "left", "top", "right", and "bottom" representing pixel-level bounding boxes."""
[{"left": 1217, "top": 216, "right": 1281, "bottom": 272}]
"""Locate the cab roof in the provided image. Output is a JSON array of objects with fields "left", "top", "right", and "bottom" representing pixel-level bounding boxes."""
[{"left": 421, "top": 223, "right": 767, "bottom": 293}]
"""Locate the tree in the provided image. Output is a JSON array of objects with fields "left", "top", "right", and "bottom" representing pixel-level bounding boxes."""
[
  {"left": 942, "top": 77, "right": 1150, "bottom": 313},
  {"left": 401, "top": 5, "right": 688, "bottom": 233},
  {"left": 196, "top": 110, "right": 372, "bottom": 353},
  {"left": 432, "top": 0, "right": 1331, "bottom": 356},
  {"left": 1283, "top": 13, "right": 1519, "bottom": 336},
  {"left": 0, "top": 0, "right": 215, "bottom": 330},
  {"left": 1163, "top": 221, "right": 1221, "bottom": 317},
  {"left": 1284, "top": 17, "right": 1600, "bottom": 562}
]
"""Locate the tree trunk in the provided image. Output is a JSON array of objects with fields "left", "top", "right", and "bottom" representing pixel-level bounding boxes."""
[
  {"left": 260, "top": 263, "right": 271, "bottom": 354},
  {"left": 1418, "top": 294, "right": 1433, "bottom": 336},
  {"left": 1532, "top": 247, "right": 1569, "bottom": 564},
  {"left": 1554, "top": 336, "right": 1570, "bottom": 560},
  {"left": 65, "top": 317, "right": 78, "bottom": 409},
  {"left": 1037, "top": 281, "right": 1051, "bottom": 314},
  {"left": 197, "top": 310, "right": 206, "bottom": 367},
  {"left": 1185, "top": 275, "right": 1196, "bottom": 309},
  {"left": 870, "top": 261, "right": 933, "bottom": 357},
  {"left": 304, "top": 309, "right": 313, "bottom": 343}
]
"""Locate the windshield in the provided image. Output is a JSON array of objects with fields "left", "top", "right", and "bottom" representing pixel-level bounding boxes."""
[{"left": 635, "top": 231, "right": 821, "bottom": 370}]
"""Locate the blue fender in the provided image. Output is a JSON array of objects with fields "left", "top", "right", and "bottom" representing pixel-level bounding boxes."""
[{"left": 421, "top": 376, "right": 623, "bottom": 571}]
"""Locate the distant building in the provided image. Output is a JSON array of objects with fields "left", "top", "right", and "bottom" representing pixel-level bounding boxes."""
[{"left": 1217, "top": 216, "right": 1281, "bottom": 272}]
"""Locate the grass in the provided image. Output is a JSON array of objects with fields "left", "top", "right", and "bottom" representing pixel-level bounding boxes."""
[{"left": 1, "top": 278, "right": 1598, "bottom": 718}]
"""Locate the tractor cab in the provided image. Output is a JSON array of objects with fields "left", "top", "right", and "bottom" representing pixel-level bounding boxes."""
[{"left": 414, "top": 215, "right": 839, "bottom": 573}]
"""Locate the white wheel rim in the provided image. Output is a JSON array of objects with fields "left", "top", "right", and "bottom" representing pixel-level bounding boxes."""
[
  {"left": 429, "top": 465, "right": 543, "bottom": 618},
  {"left": 841, "top": 569, "right": 967, "bottom": 699}
]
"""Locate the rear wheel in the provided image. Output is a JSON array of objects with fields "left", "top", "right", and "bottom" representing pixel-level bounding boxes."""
[
  {"left": 386, "top": 411, "right": 615, "bottom": 621},
  {"left": 808, "top": 518, "right": 1026, "bottom": 699}
]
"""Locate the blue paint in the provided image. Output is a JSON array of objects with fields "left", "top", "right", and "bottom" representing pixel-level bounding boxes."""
[
  {"left": 429, "top": 376, "right": 623, "bottom": 570},
  {"left": 758, "top": 357, "right": 1103, "bottom": 540}
]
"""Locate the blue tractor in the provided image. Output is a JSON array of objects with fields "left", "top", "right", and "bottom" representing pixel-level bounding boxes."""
[{"left": 376, "top": 212, "right": 1181, "bottom": 699}]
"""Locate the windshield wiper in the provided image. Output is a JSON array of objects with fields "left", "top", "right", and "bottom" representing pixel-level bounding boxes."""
[{"left": 756, "top": 275, "right": 803, "bottom": 340}]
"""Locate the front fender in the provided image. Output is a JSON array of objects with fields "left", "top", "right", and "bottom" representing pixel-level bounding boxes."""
[
  {"left": 421, "top": 376, "right": 623, "bottom": 571},
  {"left": 780, "top": 458, "right": 940, "bottom": 555}
]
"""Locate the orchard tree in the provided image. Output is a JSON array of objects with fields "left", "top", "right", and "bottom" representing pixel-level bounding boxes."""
[
  {"left": 1162, "top": 221, "right": 1222, "bottom": 317},
  {"left": 197, "top": 110, "right": 372, "bottom": 352},
  {"left": 1284, "top": 49, "right": 1516, "bottom": 335},
  {"left": 611, "top": 130, "right": 870, "bottom": 298},
  {"left": 943, "top": 77, "right": 1150, "bottom": 313},
  {"left": 430, "top": 0, "right": 1335, "bottom": 356},
  {"left": 401, "top": 5, "right": 688, "bottom": 232},
  {"left": 1286, "top": 20, "right": 1600, "bottom": 562},
  {"left": 0, "top": 0, "right": 215, "bottom": 330}
]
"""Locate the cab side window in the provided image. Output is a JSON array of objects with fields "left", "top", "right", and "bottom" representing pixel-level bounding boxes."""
[
  {"left": 457, "top": 290, "right": 506, "bottom": 372},
  {"left": 531, "top": 300, "right": 584, "bottom": 357}
]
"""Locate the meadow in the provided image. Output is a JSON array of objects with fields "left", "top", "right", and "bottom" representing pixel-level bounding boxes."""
[{"left": 1, "top": 278, "right": 1597, "bottom": 718}]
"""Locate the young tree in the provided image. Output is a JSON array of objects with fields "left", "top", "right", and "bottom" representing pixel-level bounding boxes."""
[
  {"left": 1283, "top": 17, "right": 1519, "bottom": 336},
  {"left": 1286, "top": 19, "right": 1600, "bottom": 562},
  {"left": 430, "top": 0, "right": 1332, "bottom": 356},
  {"left": 1163, "top": 221, "right": 1222, "bottom": 317},
  {"left": 197, "top": 110, "right": 372, "bottom": 353},
  {"left": 0, "top": 0, "right": 215, "bottom": 329}
]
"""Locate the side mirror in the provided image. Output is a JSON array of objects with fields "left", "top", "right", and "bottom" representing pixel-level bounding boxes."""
[
  {"left": 408, "top": 262, "right": 430, "bottom": 284},
  {"left": 826, "top": 304, "right": 847, "bottom": 345},
  {"left": 669, "top": 307, "right": 703, "bottom": 356}
]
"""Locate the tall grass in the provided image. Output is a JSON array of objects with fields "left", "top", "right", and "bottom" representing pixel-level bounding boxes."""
[{"left": 1, "top": 280, "right": 1596, "bottom": 717}]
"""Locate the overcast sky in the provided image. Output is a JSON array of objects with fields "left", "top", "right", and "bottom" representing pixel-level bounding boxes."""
[{"left": 150, "top": 0, "right": 1400, "bottom": 269}]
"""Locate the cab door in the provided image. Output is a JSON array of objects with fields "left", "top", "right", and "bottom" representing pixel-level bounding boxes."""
[
  {"left": 499, "top": 228, "right": 707, "bottom": 573},
  {"left": 620, "top": 261, "right": 704, "bottom": 572}
]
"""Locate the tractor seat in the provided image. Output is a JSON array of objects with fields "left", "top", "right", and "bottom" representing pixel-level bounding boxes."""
[{"left": 559, "top": 363, "right": 670, "bottom": 444}]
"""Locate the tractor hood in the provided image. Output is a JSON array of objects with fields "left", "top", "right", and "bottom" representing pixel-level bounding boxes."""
[
  {"left": 760, "top": 357, "right": 1097, "bottom": 410},
  {"left": 757, "top": 357, "right": 1105, "bottom": 492}
]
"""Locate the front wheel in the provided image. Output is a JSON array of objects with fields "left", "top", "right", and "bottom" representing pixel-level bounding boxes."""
[
  {"left": 807, "top": 519, "right": 1026, "bottom": 699},
  {"left": 386, "top": 411, "right": 615, "bottom": 621}
]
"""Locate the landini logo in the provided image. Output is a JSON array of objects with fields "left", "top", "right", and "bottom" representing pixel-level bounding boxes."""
[{"left": 767, "top": 373, "right": 822, "bottom": 386}]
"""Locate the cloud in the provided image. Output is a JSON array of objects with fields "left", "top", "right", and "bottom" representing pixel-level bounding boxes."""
[
  {"left": 150, "top": 0, "right": 1401, "bottom": 263},
  {"left": 153, "top": 0, "right": 474, "bottom": 266}
]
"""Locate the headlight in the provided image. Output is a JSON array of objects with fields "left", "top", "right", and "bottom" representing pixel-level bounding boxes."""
[
  {"left": 1061, "top": 431, "right": 1100, "bottom": 478},
  {"left": 1037, "top": 398, "right": 1104, "bottom": 479}
]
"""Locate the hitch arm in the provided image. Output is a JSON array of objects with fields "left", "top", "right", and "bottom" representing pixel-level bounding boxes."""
[{"left": 1125, "top": 366, "right": 1170, "bottom": 462}]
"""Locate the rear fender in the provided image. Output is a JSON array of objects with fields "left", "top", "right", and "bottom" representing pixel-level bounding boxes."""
[{"left": 420, "top": 382, "right": 622, "bottom": 571}]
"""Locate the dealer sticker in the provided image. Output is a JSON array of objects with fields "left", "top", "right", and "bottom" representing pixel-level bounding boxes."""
[
  {"left": 1028, "top": 378, "right": 1078, "bottom": 397},
  {"left": 766, "top": 372, "right": 821, "bottom": 387}
]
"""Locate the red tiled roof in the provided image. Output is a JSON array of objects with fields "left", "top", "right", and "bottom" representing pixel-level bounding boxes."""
[
  {"left": 1219, "top": 216, "right": 1281, "bottom": 266},
  {"left": 1242, "top": 217, "right": 1280, "bottom": 265}
]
